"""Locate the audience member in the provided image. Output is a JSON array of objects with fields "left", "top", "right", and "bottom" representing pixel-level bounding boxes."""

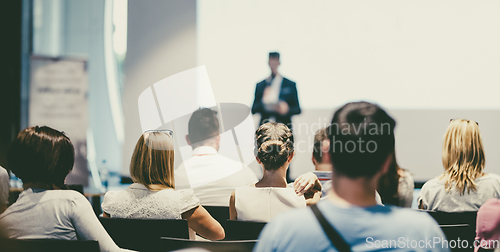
[
  {"left": 229, "top": 122, "right": 321, "bottom": 222},
  {"left": 255, "top": 102, "right": 447, "bottom": 251},
  {"left": 312, "top": 128, "right": 383, "bottom": 204},
  {"left": 0, "top": 126, "right": 132, "bottom": 252},
  {"left": 101, "top": 131, "right": 224, "bottom": 240},
  {"left": 0, "top": 166, "right": 9, "bottom": 214},
  {"left": 475, "top": 198, "right": 500, "bottom": 252},
  {"left": 418, "top": 119, "right": 500, "bottom": 212},
  {"left": 175, "top": 108, "right": 259, "bottom": 206},
  {"left": 377, "top": 153, "right": 414, "bottom": 207}
]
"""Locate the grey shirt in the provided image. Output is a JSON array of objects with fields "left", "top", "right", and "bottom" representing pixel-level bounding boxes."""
[
  {"left": 418, "top": 173, "right": 500, "bottom": 212},
  {"left": 0, "top": 188, "right": 133, "bottom": 252}
]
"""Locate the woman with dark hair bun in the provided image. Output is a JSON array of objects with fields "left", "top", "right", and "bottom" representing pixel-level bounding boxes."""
[
  {"left": 229, "top": 122, "right": 322, "bottom": 222},
  {"left": 0, "top": 126, "right": 132, "bottom": 252}
]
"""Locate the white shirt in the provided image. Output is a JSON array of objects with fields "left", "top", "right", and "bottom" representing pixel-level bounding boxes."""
[
  {"left": 235, "top": 185, "right": 306, "bottom": 222},
  {"left": 0, "top": 167, "right": 9, "bottom": 205},
  {"left": 102, "top": 183, "right": 200, "bottom": 219},
  {"left": 175, "top": 146, "right": 259, "bottom": 206},
  {"left": 0, "top": 189, "right": 131, "bottom": 252},
  {"left": 262, "top": 74, "right": 283, "bottom": 107}
]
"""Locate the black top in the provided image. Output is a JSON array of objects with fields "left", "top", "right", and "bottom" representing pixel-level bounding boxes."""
[{"left": 251, "top": 77, "right": 301, "bottom": 128}]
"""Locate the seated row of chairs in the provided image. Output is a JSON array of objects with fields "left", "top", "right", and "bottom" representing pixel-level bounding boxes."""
[{"left": 0, "top": 209, "right": 479, "bottom": 252}]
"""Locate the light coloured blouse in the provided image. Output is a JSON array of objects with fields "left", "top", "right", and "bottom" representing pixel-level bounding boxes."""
[
  {"left": 0, "top": 188, "right": 132, "bottom": 252},
  {"left": 418, "top": 173, "right": 500, "bottom": 212},
  {"left": 235, "top": 185, "right": 306, "bottom": 222},
  {"left": 102, "top": 183, "right": 200, "bottom": 219}
]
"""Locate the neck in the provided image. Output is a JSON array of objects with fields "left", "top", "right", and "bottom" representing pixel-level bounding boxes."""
[
  {"left": 148, "top": 184, "right": 173, "bottom": 191},
  {"left": 328, "top": 173, "right": 378, "bottom": 207},
  {"left": 256, "top": 165, "right": 288, "bottom": 188},
  {"left": 23, "top": 182, "right": 57, "bottom": 190},
  {"left": 192, "top": 144, "right": 218, "bottom": 154},
  {"left": 315, "top": 163, "right": 333, "bottom": 172}
]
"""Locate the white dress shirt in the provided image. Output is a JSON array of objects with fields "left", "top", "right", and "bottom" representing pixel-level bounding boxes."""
[
  {"left": 262, "top": 74, "right": 283, "bottom": 109},
  {"left": 175, "top": 146, "right": 259, "bottom": 206}
]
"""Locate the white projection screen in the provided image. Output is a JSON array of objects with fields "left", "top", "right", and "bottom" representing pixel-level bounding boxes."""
[{"left": 197, "top": 0, "right": 500, "bottom": 182}]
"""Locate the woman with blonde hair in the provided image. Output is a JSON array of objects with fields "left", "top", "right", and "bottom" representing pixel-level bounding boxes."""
[
  {"left": 102, "top": 131, "right": 224, "bottom": 240},
  {"left": 418, "top": 119, "right": 500, "bottom": 212},
  {"left": 229, "top": 122, "right": 322, "bottom": 222}
]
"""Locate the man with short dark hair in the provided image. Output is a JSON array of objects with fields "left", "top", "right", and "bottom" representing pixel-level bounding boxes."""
[
  {"left": 255, "top": 102, "right": 448, "bottom": 252},
  {"left": 175, "top": 108, "right": 259, "bottom": 207},
  {"left": 251, "top": 52, "right": 301, "bottom": 128}
]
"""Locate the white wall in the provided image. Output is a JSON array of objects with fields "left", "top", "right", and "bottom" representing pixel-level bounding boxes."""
[
  {"left": 123, "top": 0, "right": 197, "bottom": 174},
  {"left": 123, "top": 1, "right": 500, "bottom": 182}
]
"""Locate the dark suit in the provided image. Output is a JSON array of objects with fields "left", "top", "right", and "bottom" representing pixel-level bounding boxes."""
[{"left": 251, "top": 77, "right": 301, "bottom": 128}]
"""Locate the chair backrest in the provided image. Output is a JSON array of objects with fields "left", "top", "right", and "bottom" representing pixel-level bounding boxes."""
[
  {"left": 224, "top": 220, "right": 267, "bottom": 240},
  {"left": 203, "top": 206, "right": 230, "bottom": 229},
  {"left": 98, "top": 217, "right": 189, "bottom": 252},
  {"left": 424, "top": 211, "right": 477, "bottom": 226},
  {"left": 160, "top": 237, "right": 257, "bottom": 252},
  {"left": 0, "top": 238, "right": 99, "bottom": 252},
  {"left": 439, "top": 224, "right": 476, "bottom": 252}
]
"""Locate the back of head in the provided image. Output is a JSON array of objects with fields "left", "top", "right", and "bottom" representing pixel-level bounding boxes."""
[
  {"left": 255, "top": 122, "right": 294, "bottom": 170},
  {"left": 188, "top": 108, "right": 220, "bottom": 146},
  {"left": 130, "top": 131, "right": 175, "bottom": 189},
  {"left": 327, "top": 101, "right": 396, "bottom": 178},
  {"left": 312, "top": 128, "right": 328, "bottom": 164},
  {"left": 9, "top": 126, "right": 75, "bottom": 186},
  {"left": 269, "top": 52, "right": 280, "bottom": 59},
  {"left": 442, "top": 119, "right": 484, "bottom": 194}
]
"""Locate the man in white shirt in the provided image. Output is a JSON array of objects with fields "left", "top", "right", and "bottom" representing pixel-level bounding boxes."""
[{"left": 175, "top": 108, "right": 259, "bottom": 207}]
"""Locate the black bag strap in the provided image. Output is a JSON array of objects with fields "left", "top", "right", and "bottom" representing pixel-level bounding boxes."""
[{"left": 310, "top": 204, "right": 351, "bottom": 252}]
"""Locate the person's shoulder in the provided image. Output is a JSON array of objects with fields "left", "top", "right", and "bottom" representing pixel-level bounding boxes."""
[
  {"left": 256, "top": 80, "right": 267, "bottom": 86},
  {"left": 45, "top": 189, "right": 88, "bottom": 205},
  {"left": 483, "top": 173, "right": 500, "bottom": 182},
  {"left": 103, "top": 189, "right": 122, "bottom": 202},
  {"left": 421, "top": 176, "right": 444, "bottom": 190},
  {"left": 282, "top": 77, "right": 296, "bottom": 85},
  {"left": 172, "top": 188, "right": 197, "bottom": 199}
]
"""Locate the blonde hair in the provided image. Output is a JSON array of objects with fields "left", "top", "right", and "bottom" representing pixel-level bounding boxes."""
[
  {"left": 130, "top": 131, "right": 175, "bottom": 190},
  {"left": 442, "top": 119, "right": 485, "bottom": 195}
]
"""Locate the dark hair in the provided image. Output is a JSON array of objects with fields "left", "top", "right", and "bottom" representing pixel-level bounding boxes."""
[
  {"left": 8, "top": 126, "right": 75, "bottom": 186},
  {"left": 313, "top": 128, "right": 328, "bottom": 163},
  {"left": 377, "top": 153, "right": 402, "bottom": 206},
  {"left": 255, "top": 122, "right": 294, "bottom": 170},
  {"left": 327, "top": 101, "right": 395, "bottom": 178},
  {"left": 188, "top": 108, "right": 220, "bottom": 144},
  {"left": 269, "top": 52, "right": 280, "bottom": 59}
]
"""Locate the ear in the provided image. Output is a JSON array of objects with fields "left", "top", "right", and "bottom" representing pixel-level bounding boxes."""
[
  {"left": 256, "top": 156, "right": 262, "bottom": 165},
  {"left": 216, "top": 135, "right": 220, "bottom": 144},
  {"left": 287, "top": 151, "right": 295, "bottom": 163},
  {"left": 185, "top": 135, "right": 191, "bottom": 146},
  {"left": 311, "top": 155, "right": 317, "bottom": 166},
  {"left": 321, "top": 139, "right": 331, "bottom": 164}
]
